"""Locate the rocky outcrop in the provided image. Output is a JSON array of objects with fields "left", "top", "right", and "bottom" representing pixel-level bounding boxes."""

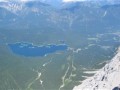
[{"left": 73, "top": 47, "right": 120, "bottom": 90}]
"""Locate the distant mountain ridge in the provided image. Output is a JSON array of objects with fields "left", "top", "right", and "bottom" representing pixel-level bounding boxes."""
[{"left": 0, "top": 0, "right": 120, "bottom": 33}]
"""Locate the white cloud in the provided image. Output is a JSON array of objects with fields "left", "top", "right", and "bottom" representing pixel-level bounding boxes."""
[
  {"left": 20, "top": 0, "right": 35, "bottom": 2},
  {"left": 63, "top": 0, "right": 87, "bottom": 2},
  {"left": 63, "top": 0, "right": 120, "bottom": 3}
]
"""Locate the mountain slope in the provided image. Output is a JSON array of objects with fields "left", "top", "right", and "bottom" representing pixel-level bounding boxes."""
[
  {"left": 73, "top": 47, "right": 120, "bottom": 90},
  {"left": 0, "top": 1, "right": 120, "bottom": 33}
]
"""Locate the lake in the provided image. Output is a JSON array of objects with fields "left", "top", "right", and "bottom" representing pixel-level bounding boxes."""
[{"left": 8, "top": 43, "right": 68, "bottom": 57}]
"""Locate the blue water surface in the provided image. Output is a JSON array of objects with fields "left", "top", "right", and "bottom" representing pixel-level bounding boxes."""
[{"left": 8, "top": 43, "right": 68, "bottom": 57}]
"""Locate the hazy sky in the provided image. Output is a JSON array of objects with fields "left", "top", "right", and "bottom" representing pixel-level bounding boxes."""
[
  {"left": 0, "top": 0, "right": 118, "bottom": 4},
  {"left": 0, "top": 0, "right": 90, "bottom": 2},
  {"left": 63, "top": 0, "right": 87, "bottom": 2},
  {"left": 0, "top": 0, "right": 34, "bottom": 2}
]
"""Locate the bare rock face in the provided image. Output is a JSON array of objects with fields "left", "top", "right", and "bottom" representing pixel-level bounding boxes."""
[{"left": 73, "top": 47, "right": 120, "bottom": 90}]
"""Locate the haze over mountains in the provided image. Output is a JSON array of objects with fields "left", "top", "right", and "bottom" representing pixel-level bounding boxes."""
[
  {"left": 0, "top": 0, "right": 120, "bottom": 90},
  {"left": 0, "top": 0, "right": 119, "bottom": 27},
  {"left": 0, "top": 0, "right": 120, "bottom": 7},
  {"left": 0, "top": 0, "right": 120, "bottom": 32}
]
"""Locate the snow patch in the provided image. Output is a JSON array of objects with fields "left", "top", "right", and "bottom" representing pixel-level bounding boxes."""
[{"left": 102, "top": 11, "right": 107, "bottom": 17}]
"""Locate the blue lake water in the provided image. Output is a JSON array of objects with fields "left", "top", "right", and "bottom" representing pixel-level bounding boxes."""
[{"left": 8, "top": 43, "right": 68, "bottom": 57}]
